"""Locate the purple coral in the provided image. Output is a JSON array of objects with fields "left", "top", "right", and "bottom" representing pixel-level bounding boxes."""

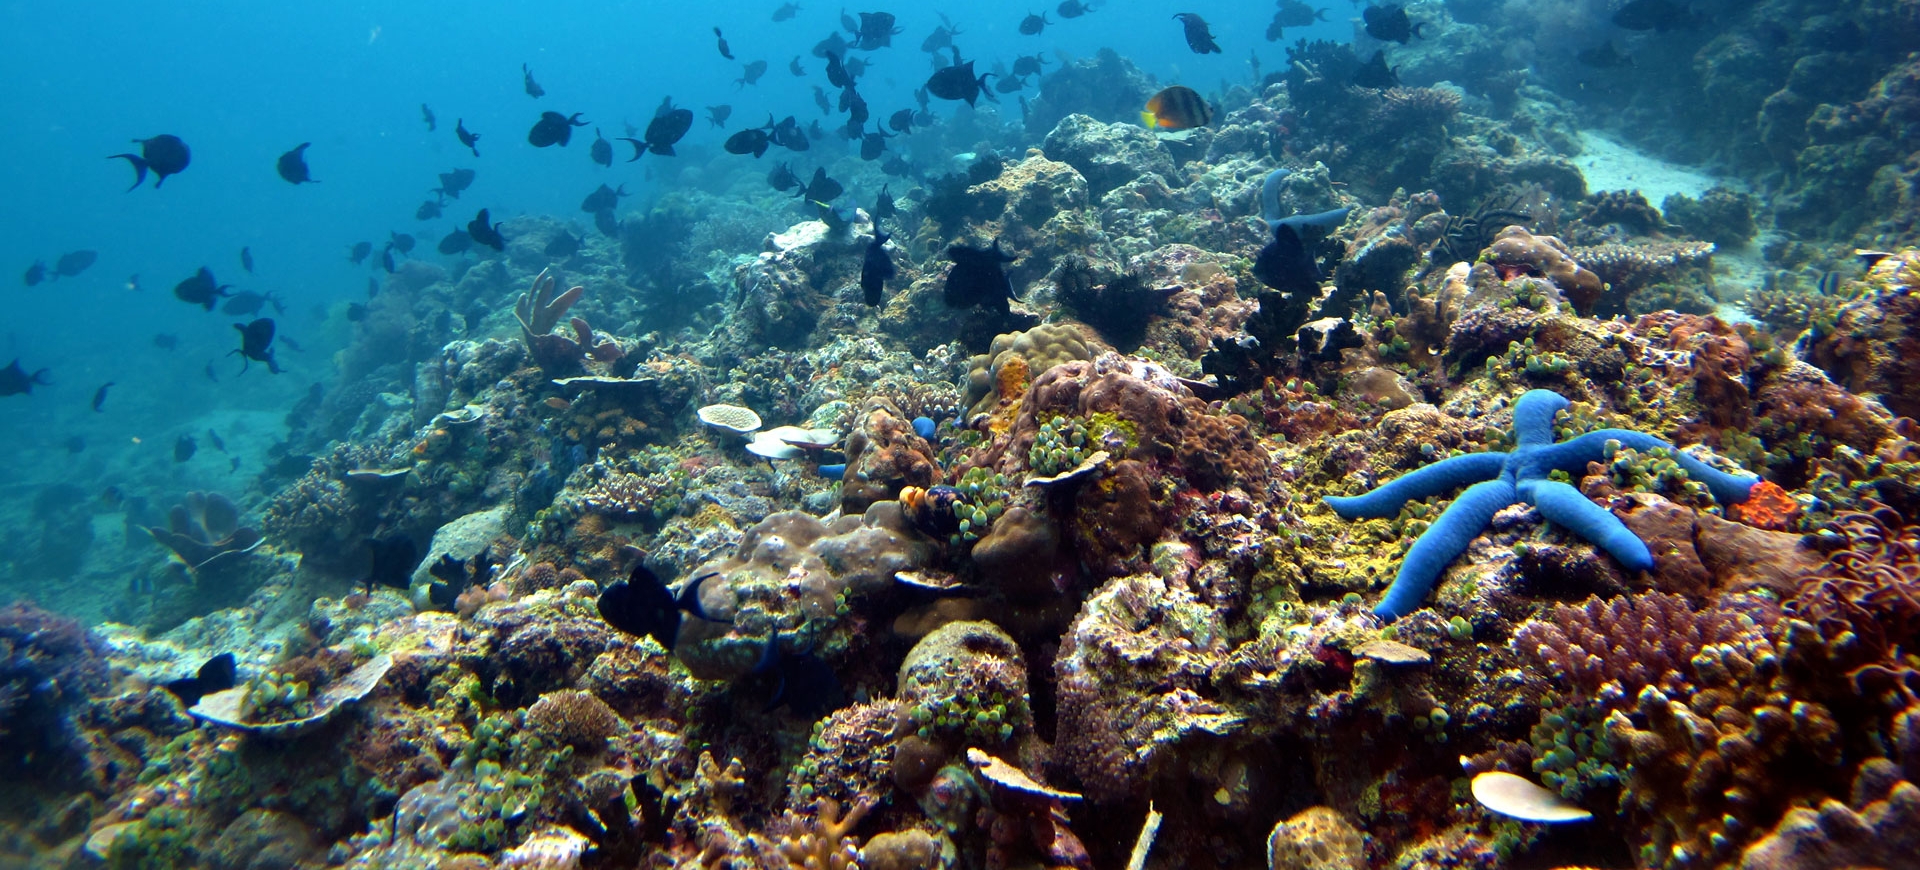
[{"left": 1514, "top": 592, "right": 1768, "bottom": 703}]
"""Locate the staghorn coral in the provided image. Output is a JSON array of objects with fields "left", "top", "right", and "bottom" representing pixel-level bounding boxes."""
[{"left": 767, "top": 797, "right": 873, "bottom": 870}]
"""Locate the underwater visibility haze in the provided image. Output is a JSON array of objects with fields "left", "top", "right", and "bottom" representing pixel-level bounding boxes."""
[{"left": 3, "top": 0, "right": 1920, "bottom": 866}]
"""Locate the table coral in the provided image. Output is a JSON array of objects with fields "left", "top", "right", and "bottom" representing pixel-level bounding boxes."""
[{"left": 1324, "top": 389, "right": 1758, "bottom": 620}]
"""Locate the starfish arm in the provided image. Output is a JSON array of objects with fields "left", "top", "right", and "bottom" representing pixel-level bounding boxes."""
[
  {"left": 1512, "top": 390, "right": 1570, "bottom": 449},
  {"left": 1323, "top": 452, "right": 1508, "bottom": 519},
  {"left": 1522, "top": 478, "right": 1654, "bottom": 572},
  {"left": 1543, "top": 430, "right": 1758, "bottom": 505},
  {"left": 1375, "top": 478, "right": 1517, "bottom": 621}
]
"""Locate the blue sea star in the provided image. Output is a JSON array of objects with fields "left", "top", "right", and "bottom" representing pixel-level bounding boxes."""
[{"left": 1324, "top": 389, "right": 1759, "bottom": 621}]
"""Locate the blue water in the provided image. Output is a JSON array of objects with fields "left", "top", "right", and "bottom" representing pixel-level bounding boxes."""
[{"left": 1, "top": 0, "right": 1350, "bottom": 620}]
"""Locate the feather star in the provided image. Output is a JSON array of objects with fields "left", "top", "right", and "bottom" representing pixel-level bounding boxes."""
[{"left": 1323, "top": 389, "right": 1759, "bottom": 621}]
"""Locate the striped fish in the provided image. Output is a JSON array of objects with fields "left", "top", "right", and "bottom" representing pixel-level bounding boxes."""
[{"left": 1141, "top": 85, "right": 1214, "bottom": 130}]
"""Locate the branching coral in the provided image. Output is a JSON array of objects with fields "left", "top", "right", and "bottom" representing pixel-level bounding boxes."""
[
  {"left": 770, "top": 797, "right": 873, "bottom": 869},
  {"left": 1515, "top": 592, "right": 1770, "bottom": 703}
]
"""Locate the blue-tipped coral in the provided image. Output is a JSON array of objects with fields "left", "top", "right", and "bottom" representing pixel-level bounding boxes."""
[{"left": 1324, "top": 390, "right": 1759, "bottom": 620}]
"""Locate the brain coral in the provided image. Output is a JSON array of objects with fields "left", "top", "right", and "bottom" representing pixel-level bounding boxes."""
[{"left": 961, "top": 323, "right": 1102, "bottom": 420}]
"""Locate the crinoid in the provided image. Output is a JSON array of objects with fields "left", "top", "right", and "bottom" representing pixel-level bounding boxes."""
[{"left": 1431, "top": 192, "right": 1536, "bottom": 267}]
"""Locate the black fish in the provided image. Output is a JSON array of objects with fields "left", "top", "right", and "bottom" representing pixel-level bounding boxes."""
[
  {"left": 1363, "top": 4, "right": 1426, "bottom": 43},
  {"left": 348, "top": 242, "right": 373, "bottom": 265},
  {"left": 789, "top": 55, "right": 806, "bottom": 75},
  {"left": 860, "top": 230, "right": 895, "bottom": 305},
  {"left": 1019, "top": 11, "right": 1048, "bottom": 34},
  {"left": 109, "top": 134, "right": 190, "bottom": 190},
  {"left": 230, "top": 318, "right": 283, "bottom": 375},
  {"left": 1612, "top": 0, "right": 1698, "bottom": 31},
  {"left": 437, "top": 229, "right": 473, "bottom": 255},
  {"left": 421, "top": 103, "right": 437, "bottom": 131},
  {"left": 773, "top": 2, "right": 801, "bottom": 21},
  {"left": 581, "top": 183, "right": 629, "bottom": 212},
  {"left": 346, "top": 302, "right": 367, "bottom": 322},
  {"left": 839, "top": 7, "right": 859, "bottom": 35},
  {"left": 390, "top": 231, "right": 416, "bottom": 254},
  {"left": 593, "top": 208, "right": 619, "bottom": 237},
  {"left": 596, "top": 564, "right": 727, "bottom": 651},
  {"left": 428, "top": 551, "right": 494, "bottom": 610},
  {"left": 752, "top": 635, "right": 842, "bottom": 719},
  {"left": 1058, "top": 0, "right": 1091, "bottom": 17},
  {"left": 203, "top": 362, "right": 218, "bottom": 383},
  {"left": 888, "top": 108, "right": 915, "bottom": 134},
  {"left": 642, "top": 106, "right": 694, "bottom": 155},
  {"left": 926, "top": 60, "right": 993, "bottom": 106},
  {"left": 768, "top": 162, "right": 802, "bottom": 192},
  {"left": 1273, "top": 0, "right": 1326, "bottom": 29},
  {"left": 361, "top": 535, "right": 419, "bottom": 593},
  {"left": 240, "top": 247, "right": 254, "bottom": 274},
  {"left": 174, "top": 434, "right": 197, "bottom": 462},
  {"left": 64, "top": 435, "right": 85, "bottom": 454},
  {"left": 813, "top": 30, "right": 851, "bottom": 58},
  {"left": 1254, "top": 208, "right": 1350, "bottom": 293},
  {"left": 845, "top": 88, "right": 870, "bottom": 125},
  {"left": 221, "top": 290, "right": 280, "bottom": 317},
  {"left": 713, "top": 26, "right": 734, "bottom": 59},
  {"left": 812, "top": 84, "right": 834, "bottom": 115},
  {"left": 544, "top": 231, "right": 582, "bottom": 259},
  {"left": 53, "top": 250, "right": 98, "bottom": 279},
  {"left": 435, "top": 168, "right": 476, "bottom": 199},
  {"left": 206, "top": 429, "right": 227, "bottom": 453},
  {"left": 1012, "top": 54, "right": 1047, "bottom": 78},
  {"left": 0, "top": 359, "right": 50, "bottom": 397},
  {"left": 380, "top": 245, "right": 396, "bottom": 273},
  {"left": 995, "top": 74, "right": 1027, "bottom": 94},
  {"left": 162, "top": 653, "right": 237, "bottom": 708},
  {"left": 456, "top": 119, "right": 482, "bottom": 157},
  {"left": 366, "top": 277, "right": 380, "bottom": 298},
  {"left": 707, "top": 104, "right": 732, "bottom": 128},
  {"left": 276, "top": 142, "right": 317, "bottom": 184},
  {"left": 945, "top": 240, "right": 1020, "bottom": 310},
  {"left": 416, "top": 200, "right": 444, "bottom": 220},
  {"left": 859, "top": 128, "right": 889, "bottom": 160},
  {"left": 854, "top": 11, "right": 901, "bottom": 49},
  {"left": 737, "top": 59, "right": 769, "bottom": 87},
  {"left": 725, "top": 127, "right": 771, "bottom": 157},
  {"left": 468, "top": 209, "right": 506, "bottom": 251},
  {"left": 1576, "top": 41, "right": 1634, "bottom": 68},
  {"left": 23, "top": 261, "right": 46, "bottom": 286},
  {"left": 799, "top": 167, "right": 843, "bottom": 204},
  {"left": 1352, "top": 50, "right": 1399, "bottom": 88},
  {"left": 529, "top": 111, "right": 588, "bottom": 147},
  {"left": 91, "top": 382, "right": 113, "bottom": 412},
  {"left": 826, "top": 51, "right": 852, "bottom": 88},
  {"left": 590, "top": 128, "right": 612, "bottom": 167},
  {"left": 522, "top": 63, "right": 545, "bottom": 98},
  {"left": 1174, "top": 12, "right": 1222, "bottom": 53},
  {"left": 881, "top": 154, "right": 911, "bottom": 177},
  {"left": 153, "top": 333, "right": 178, "bottom": 351},
  {"left": 173, "top": 267, "right": 231, "bottom": 311},
  {"left": 873, "top": 184, "right": 896, "bottom": 221}
]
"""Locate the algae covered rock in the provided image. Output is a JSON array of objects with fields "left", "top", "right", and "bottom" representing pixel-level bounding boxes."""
[
  {"left": 677, "top": 504, "right": 932, "bottom": 680},
  {"left": 1042, "top": 113, "right": 1178, "bottom": 199}
]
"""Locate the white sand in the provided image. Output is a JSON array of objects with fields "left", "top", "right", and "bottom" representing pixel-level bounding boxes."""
[{"left": 1572, "top": 132, "right": 1723, "bottom": 205}]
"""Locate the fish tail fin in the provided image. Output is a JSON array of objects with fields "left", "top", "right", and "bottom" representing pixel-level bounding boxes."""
[
  {"left": 110, "top": 154, "right": 149, "bottom": 190},
  {"left": 31, "top": 369, "right": 50, "bottom": 386}
]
